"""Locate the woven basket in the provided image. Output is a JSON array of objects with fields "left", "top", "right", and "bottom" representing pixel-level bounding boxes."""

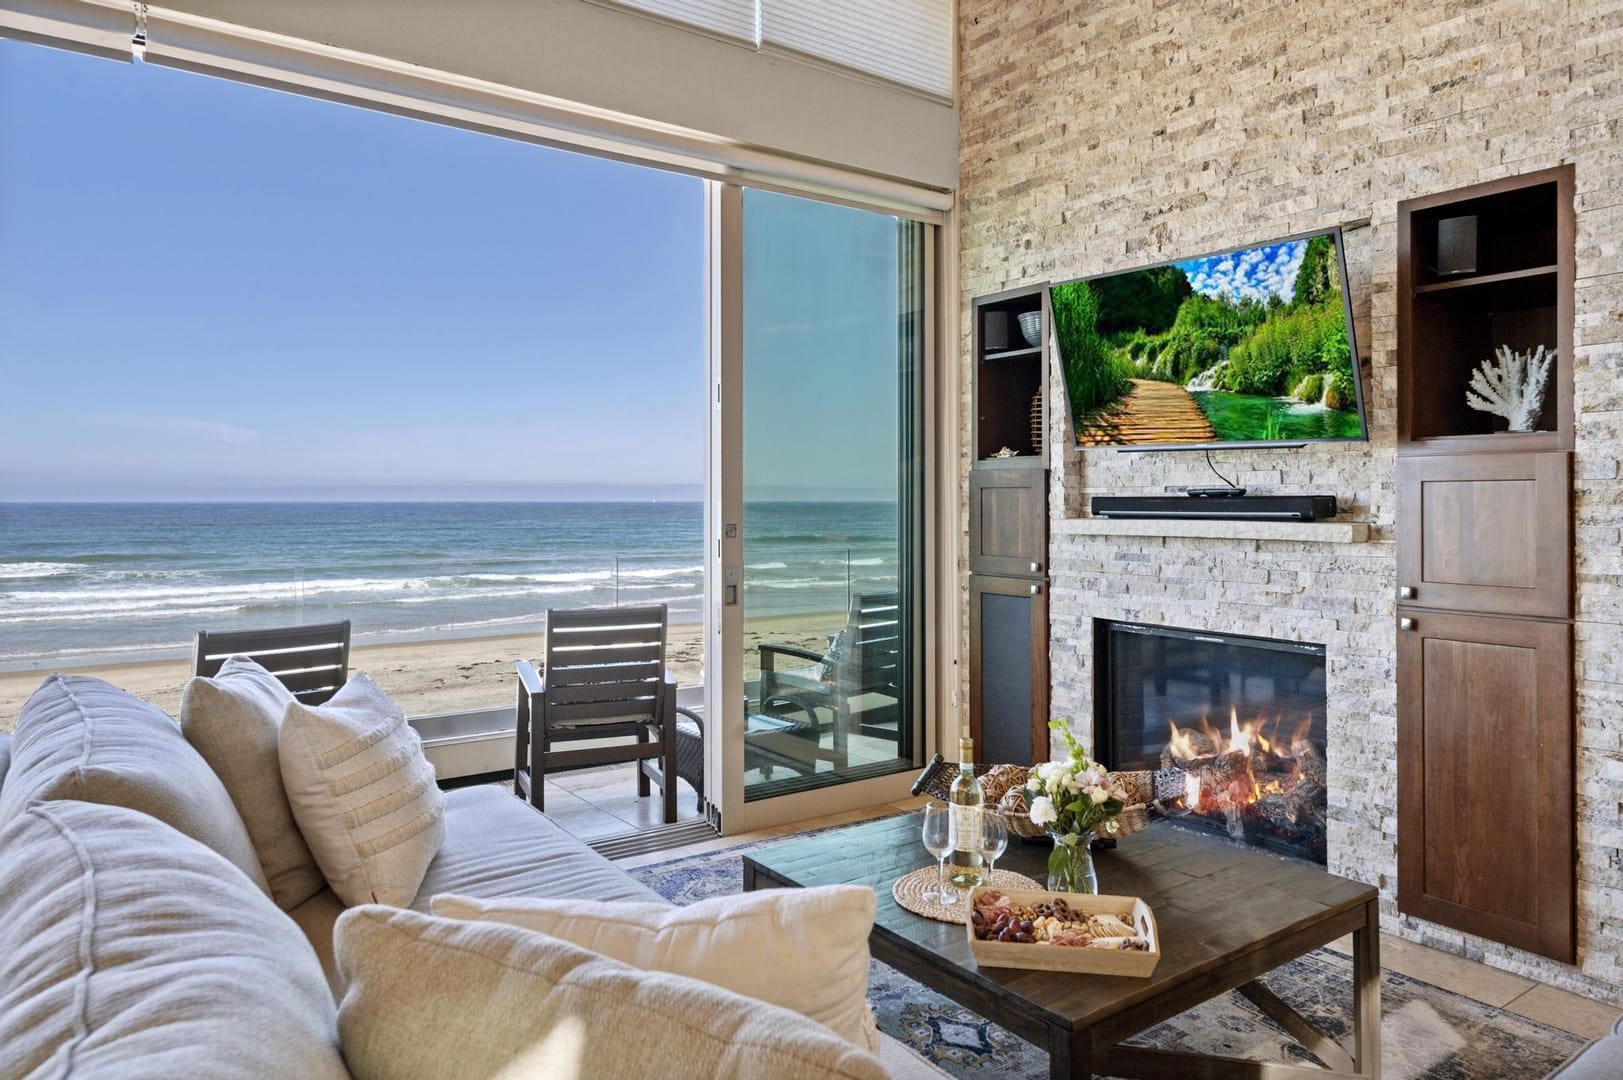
[{"left": 911, "top": 758, "right": 1158, "bottom": 842}]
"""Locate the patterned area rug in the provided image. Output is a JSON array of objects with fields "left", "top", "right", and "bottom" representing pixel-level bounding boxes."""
[{"left": 629, "top": 843, "right": 1585, "bottom": 1080}]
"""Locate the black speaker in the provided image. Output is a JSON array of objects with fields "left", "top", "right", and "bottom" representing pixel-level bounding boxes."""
[
  {"left": 1091, "top": 495, "right": 1338, "bottom": 522},
  {"left": 1435, "top": 215, "right": 1478, "bottom": 276}
]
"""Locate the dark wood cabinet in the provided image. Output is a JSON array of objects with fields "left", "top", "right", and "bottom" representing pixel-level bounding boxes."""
[
  {"left": 1396, "top": 610, "right": 1574, "bottom": 961},
  {"left": 969, "top": 573, "right": 1049, "bottom": 768},
  {"left": 969, "top": 466, "right": 1047, "bottom": 578},
  {"left": 1395, "top": 451, "right": 1571, "bottom": 618},
  {"left": 1394, "top": 166, "right": 1576, "bottom": 961}
]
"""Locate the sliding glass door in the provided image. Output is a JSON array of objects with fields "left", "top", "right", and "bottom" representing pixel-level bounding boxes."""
[{"left": 707, "top": 185, "right": 926, "bottom": 827}]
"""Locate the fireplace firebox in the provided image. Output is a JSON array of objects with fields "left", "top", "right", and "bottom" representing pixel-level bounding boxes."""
[{"left": 1094, "top": 621, "right": 1328, "bottom": 864}]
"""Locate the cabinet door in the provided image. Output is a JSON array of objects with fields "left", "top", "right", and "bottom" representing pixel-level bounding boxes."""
[
  {"left": 969, "top": 467, "right": 1047, "bottom": 577},
  {"left": 1396, "top": 609, "right": 1573, "bottom": 961},
  {"left": 1396, "top": 451, "right": 1570, "bottom": 617},
  {"left": 968, "top": 574, "right": 1049, "bottom": 766}
]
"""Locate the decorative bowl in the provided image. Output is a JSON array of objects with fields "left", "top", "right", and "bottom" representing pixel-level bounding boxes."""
[{"left": 1018, "top": 311, "right": 1042, "bottom": 347}]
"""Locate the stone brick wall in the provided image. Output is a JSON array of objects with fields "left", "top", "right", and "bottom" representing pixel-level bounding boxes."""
[{"left": 959, "top": 0, "right": 1623, "bottom": 999}]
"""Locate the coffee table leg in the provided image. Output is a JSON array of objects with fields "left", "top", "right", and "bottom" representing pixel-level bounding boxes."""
[
  {"left": 742, "top": 862, "right": 758, "bottom": 892},
  {"left": 1049, "top": 1026, "right": 1089, "bottom": 1080},
  {"left": 1353, "top": 898, "right": 1381, "bottom": 1078}
]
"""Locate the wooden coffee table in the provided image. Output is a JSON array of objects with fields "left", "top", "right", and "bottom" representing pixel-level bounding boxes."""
[{"left": 743, "top": 814, "right": 1380, "bottom": 1079}]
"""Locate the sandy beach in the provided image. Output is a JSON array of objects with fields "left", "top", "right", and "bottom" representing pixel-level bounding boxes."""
[{"left": 0, "top": 614, "right": 841, "bottom": 731}]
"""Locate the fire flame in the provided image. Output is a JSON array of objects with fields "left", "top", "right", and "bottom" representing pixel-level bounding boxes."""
[{"left": 1171, "top": 707, "right": 1313, "bottom": 813}]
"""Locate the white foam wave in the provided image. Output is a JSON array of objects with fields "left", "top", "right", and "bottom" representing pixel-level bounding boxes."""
[{"left": 0, "top": 562, "right": 82, "bottom": 580}]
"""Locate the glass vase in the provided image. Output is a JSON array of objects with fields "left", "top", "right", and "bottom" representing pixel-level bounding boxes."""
[{"left": 1047, "top": 831, "right": 1098, "bottom": 894}]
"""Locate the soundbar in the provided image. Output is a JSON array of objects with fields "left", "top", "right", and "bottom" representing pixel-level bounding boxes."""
[{"left": 1092, "top": 494, "right": 1338, "bottom": 522}]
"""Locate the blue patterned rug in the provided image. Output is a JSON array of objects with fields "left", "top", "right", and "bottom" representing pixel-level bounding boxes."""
[{"left": 628, "top": 841, "right": 1585, "bottom": 1080}]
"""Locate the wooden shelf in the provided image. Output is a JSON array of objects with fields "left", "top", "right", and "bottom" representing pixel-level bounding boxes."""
[
  {"left": 980, "top": 345, "right": 1042, "bottom": 361},
  {"left": 1053, "top": 517, "right": 1370, "bottom": 543},
  {"left": 1414, "top": 264, "right": 1557, "bottom": 295}
]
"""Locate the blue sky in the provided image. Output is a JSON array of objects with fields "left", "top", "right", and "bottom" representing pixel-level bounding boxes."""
[
  {"left": 1178, "top": 240, "right": 1306, "bottom": 305},
  {"left": 0, "top": 40, "right": 715, "bottom": 500},
  {"left": 0, "top": 40, "right": 907, "bottom": 503}
]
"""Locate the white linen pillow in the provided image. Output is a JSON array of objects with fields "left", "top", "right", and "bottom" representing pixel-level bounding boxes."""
[
  {"left": 0, "top": 799, "right": 348, "bottom": 1080},
  {"left": 1, "top": 674, "right": 270, "bottom": 895},
  {"left": 182, "top": 656, "right": 326, "bottom": 910},
  {"left": 279, "top": 672, "right": 444, "bottom": 907},
  {"left": 432, "top": 884, "right": 880, "bottom": 1051},
  {"left": 335, "top": 904, "right": 887, "bottom": 1080}
]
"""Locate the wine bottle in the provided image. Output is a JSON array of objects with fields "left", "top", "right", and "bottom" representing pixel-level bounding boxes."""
[{"left": 948, "top": 736, "right": 984, "bottom": 889}]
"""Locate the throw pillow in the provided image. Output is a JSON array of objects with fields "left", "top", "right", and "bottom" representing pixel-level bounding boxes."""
[
  {"left": 335, "top": 904, "right": 887, "bottom": 1080},
  {"left": 0, "top": 674, "right": 270, "bottom": 895},
  {"left": 433, "top": 885, "right": 880, "bottom": 1051},
  {"left": 182, "top": 655, "right": 326, "bottom": 910},
  {"left": 0, "top": 799, "right": 348, "bottom": 1079},
  {"left": 280, "top": 672, "right": 444, "bottom": 907}
]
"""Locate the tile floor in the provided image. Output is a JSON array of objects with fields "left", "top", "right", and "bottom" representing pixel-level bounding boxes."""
[{"left": 546, "top": 761, "right": 1623, "bottom": 1044}]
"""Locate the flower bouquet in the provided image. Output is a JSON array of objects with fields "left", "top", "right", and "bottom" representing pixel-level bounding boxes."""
[{"left": 1025, "top": 719, "right": 1130, "bottom": 893}]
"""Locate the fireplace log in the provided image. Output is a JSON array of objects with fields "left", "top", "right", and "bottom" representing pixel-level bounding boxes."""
[
  {"left": 1292, "top": 739, "right": 1327, "bottom": 787},
  {"left": 1160, "top": 728, "right": 1219, "bottom": 771},
  {"left": 1286, "top": 780, "right": 1326, "bottom": 830}
]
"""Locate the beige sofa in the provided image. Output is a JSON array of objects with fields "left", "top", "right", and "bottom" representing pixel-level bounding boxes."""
[{"left": 0, "top": 680, "right": 946, "bottom": 1079}]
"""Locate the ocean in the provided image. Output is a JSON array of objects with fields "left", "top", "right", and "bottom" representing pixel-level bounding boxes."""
[{"left": 0, "top": 501, "right": 899, "bottom": 667}]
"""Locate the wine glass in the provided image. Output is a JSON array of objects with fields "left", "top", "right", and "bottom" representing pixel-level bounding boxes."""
[
  {"left": 978, "top": 809, "right": 1009, "bottom": 881},
  {"left": 920, "top": 802, "right": 955, "bottom": 905}
]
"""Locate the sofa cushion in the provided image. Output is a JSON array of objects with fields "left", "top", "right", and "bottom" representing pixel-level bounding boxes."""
[
  {"left": 182, "top": 656, "right": 326, "bottom": 910},
  {"left": 433, "top": 885, "right": 880, "bottom": 1051},
  {"left": 412, "top": 784, "right": 665, "bottom": 909},
  {"left": 280, "top": 673, "right": 445, "bottom": 907},
  {"left": 0, "top": 799, "right": 349, "bottom": 1080},
  {"left": 0, "top": 675, "right": 269, "bottom": 894},
  {"left": 335, "top": 904, "right": 887, "bottom": 1080}
]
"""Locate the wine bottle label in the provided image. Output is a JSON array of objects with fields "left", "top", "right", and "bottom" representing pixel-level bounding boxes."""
[{"left": 952, "top": 804, "right": 982, "bottom": 852}]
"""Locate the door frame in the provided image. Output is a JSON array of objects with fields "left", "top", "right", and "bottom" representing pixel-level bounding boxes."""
[{"left": 704, "top": 181, "right": 947, "bottom": 834}]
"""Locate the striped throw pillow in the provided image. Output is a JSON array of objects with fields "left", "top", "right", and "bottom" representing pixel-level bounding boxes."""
[{"left": 279, "top": 673, "right": 445, "bottom": 907}]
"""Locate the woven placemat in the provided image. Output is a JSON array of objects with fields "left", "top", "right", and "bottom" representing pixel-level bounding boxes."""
[{"left": 891, "top": 865, "right": 1042, "bottom": 924}]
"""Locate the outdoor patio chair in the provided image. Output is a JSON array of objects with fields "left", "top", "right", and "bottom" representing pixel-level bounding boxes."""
[
  {"left": 758, "top": 590, "right": 903, "bottom": 759},
  {"left": 192, "top": 619, "right": 352, "bottom": 706},
  {"left": 514, "top": 604, "right": 679, "bottom": 824}
]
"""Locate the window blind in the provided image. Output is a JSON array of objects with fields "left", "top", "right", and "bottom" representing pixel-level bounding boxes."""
[
  {"left": 612, "top": 0, "right": 756, "bottom": 44},
  {"left": 607, "top": 0, "right": 953, "bottom": 100},
  {"left": 760, "top": 0, "right": 953, "bottom": 100}
]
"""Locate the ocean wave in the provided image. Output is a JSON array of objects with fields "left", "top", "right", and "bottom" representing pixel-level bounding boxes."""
[{"left": 0, "top": 561, "right": 84, "bottom": 580}]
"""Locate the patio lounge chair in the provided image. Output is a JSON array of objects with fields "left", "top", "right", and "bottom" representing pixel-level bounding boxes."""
[
  {"left": 758, "top": 591, "right": 904, "bottom": 758},
  {"left": 514, "top": 604, "right": 679, "bottom": 825},
  {"left": 193, "top": 619, "right": 352, "bottom": 706}
]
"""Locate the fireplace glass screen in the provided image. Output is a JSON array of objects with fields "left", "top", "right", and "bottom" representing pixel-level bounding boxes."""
[{"left": 1095, "top": 621, "right": 1328, "bottom": 864}]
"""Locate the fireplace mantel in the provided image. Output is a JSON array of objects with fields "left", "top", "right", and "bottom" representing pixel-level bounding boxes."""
[{"left": 1053, "top": 517, "right": 1371, "bottom": 544}]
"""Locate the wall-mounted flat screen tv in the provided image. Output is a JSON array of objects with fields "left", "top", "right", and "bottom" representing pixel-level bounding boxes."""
[{"left": 1050, "top": 228, "right": 1367, "bottom": 449}]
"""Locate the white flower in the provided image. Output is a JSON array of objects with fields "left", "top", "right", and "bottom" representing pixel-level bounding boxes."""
[
  {"left": 1028, "top": 795, "right": 1059, "bottom": 827},
  {"left": 1089, "top": 786, "right": 1110, "bottom": 805},
  {"left": 1063, "top": 770, "right": 1083, "bottom": 793}
]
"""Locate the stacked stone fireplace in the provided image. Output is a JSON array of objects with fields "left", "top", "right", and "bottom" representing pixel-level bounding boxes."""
[{"left": 1095, "top": 621, "right": 1328, "bottom": 865}]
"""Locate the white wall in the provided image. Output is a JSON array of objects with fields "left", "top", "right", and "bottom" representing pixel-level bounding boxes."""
[{"left": 147, "top": 0, "right": 958, "bottom": 190}]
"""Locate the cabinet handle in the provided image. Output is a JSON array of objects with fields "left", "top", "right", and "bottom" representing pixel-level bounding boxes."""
[
  {"left": 1030, "top": 584, "right": 1041, "bottom": 596},
  {"left": 1399, "top": 617, "right": 1416, "bottom": 631},
  {"left": 1029, "top": 561, "right": 1042, "bottom": 573},
  {"left": 1399, "top": 586, "right": 1415, "bottom": 600}
]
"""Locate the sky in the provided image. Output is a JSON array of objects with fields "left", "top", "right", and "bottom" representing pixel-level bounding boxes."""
[
  {"left": 0, "top": 39, "right": 718, "bottom": 501},
  {"left": 1179, "top": 240, "right": 1307, "bottom": 306},
  {"left": 0, "top": 39, "right": 909, "bottom": 504}
]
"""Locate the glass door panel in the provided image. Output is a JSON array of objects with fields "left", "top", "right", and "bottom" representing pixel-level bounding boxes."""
[{"left": 739, "top": 188, "right": 923, "bottom": 801}]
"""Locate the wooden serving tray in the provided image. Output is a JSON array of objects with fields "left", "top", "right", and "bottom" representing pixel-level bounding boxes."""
[{"left": 966, "top": 887, "right": 1160, "bottom": 977}]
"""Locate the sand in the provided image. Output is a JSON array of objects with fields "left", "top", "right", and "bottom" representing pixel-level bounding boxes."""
[{"left": 0, "top": 614, "right": 844, "bottom": 731}]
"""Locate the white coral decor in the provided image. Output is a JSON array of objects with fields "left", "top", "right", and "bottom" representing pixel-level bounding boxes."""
[{"left": 1465, "top": 344, "right": 1554, "bottom": 433}]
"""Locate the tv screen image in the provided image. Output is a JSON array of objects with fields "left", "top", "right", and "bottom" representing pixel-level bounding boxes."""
[{"left": 1050, "top": 229, "right": 1368, "bottom": 448}]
